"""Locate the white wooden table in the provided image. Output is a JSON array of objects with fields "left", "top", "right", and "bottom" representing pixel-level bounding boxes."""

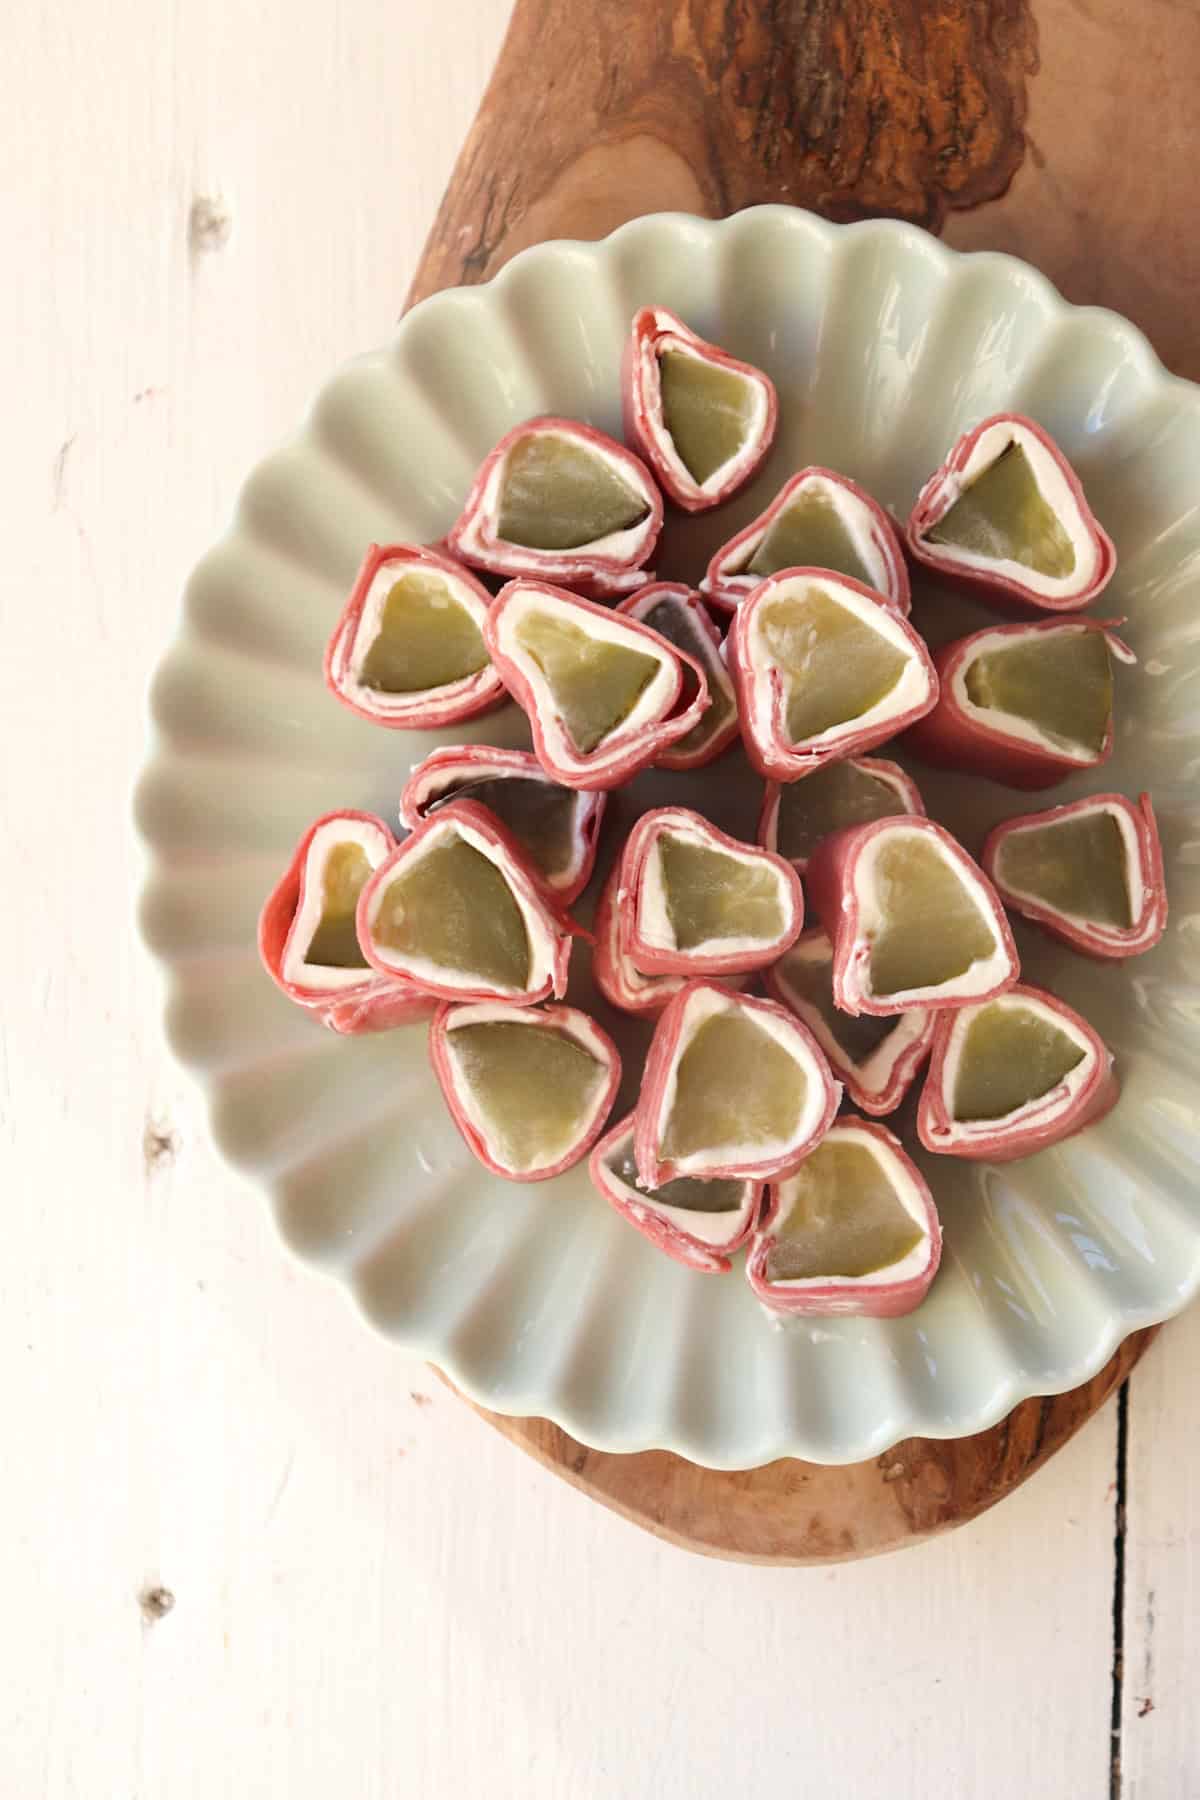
[{"left": 4, "top": 3, "right": 1196, "bottom": 1793}]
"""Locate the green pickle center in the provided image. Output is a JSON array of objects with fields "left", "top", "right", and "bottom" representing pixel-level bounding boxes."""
[
  {"left": 430, "top": 776, "right": 580, "bottom": 884},
  {"left": 747, "top": 488, "right": 872, "bottom": 585},
  {"left": 448, "top": 1022, "right": 604, "bottom": 1168},
  {"left": 306, "top": 842, "right": 371, "bottom": 969},
  {"left": 927, "top": 443, "right": 1077, "bottom": 578},
  {"left": 759, "top": 589, "right": 907, "bottom": 744},
  {"left": 360, "top": 570, "right": 488, "bottom": 694},
  {"left": 765, "top": 1141, "right": 924, "bottom": 1282},
  {"left": 775, "top": 944, "right": 900, "bottom": 1066},
  {"left": 868, "top": 836, "right": 995, "bottom": 998},
  {"left": 964, "top": 628, "right": 1113, "bottom": 754},
  {"left": 661, "top": 1011, "right": 808, "bottom": 1162},
  {"left": 658, "top": 834, "right": 784, "bottom": 950},
  {"left": 658, "top": 349, "right": 755, "bottom": 485},
  {"left": 606, "top": 1143, "right": 744, "bottom": 1214},
  {"left": 952, "top": 1003, "right": 1085, "bottom": 1122},
  {"left": 498, "top": 434, "right": 649, "bottom": 550},
  {"left": 995, "top": 810, "right": 1132, "bottom": 928},
  {"left": 372, "top": 833, "right": 531, "bottom": 989},
  {"left": 775, "top": 760, "right": 907, "bottom": 866},
  {"left": 515, "top": 610, "right": 660, "bottom": 754}
]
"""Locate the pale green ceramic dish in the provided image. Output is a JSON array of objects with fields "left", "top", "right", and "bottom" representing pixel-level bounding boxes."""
[{"left": 137, "top": 207, "right": 1200, "bottom": 1468}]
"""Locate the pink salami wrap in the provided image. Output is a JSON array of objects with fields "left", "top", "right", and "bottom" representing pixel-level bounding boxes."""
[
  {"left": 633, "top": 981, "right": 841, "bottom": 1189},
  {"left": 746, "top": 1119, "right": 941, "bottom": 1319},
  {"left": 757, "top": 756, "right": 925, "bottom": 874},
  {"left": 702, "top": 467, "right": 911, "bottom": 614},
  {"left": 903, "top": 616, "right": 1133, "bottom": 790},
  {"left": 356, "top": 799, "right": 575, "bottom": 1005},
  {"left": 591, "top": 862, "right": 687, "bottom": 1016},
  {"left": 917, "top": 983, "right": 1119, "bottom": 1162},
  {"left": 616, "top": 806, "right": 804, "bottom": 977},
  {"left": 727, "top": 569, "right": 938, "bottom": 781},
  {"left": 620, "top": 306, "right": 777, "bottom": 513},
  {"left": 588, "top": 1113, "right": 763, "bottom": 1275},
  {"left": 765, "top": 930, "right": 934, "bottom": 1117},
  {"left": 983, "top": 791, "right": 1167, "bottom": 960},
  {"left": 445, "top": 415, "right": 662, "bottom": 597},
  {"left": 804, "top": 815, "right": 1019, "bottom": 1016},
  {"left": 429, "top": 1000, "right": 620, "bottom": 1182},
  {"left": 258, "top": 810, "right": 436, "bottom": 1035},
  {"left": 615, "top": 583, "right": 740, "bottom": 770},
  {"left": 906, "top": 413, "right": 1116, "bottom": 612},
  {"left": 592, "top": 863, "right": 747, "bottom": 1016},
  {"left": 398, "top": 744, "right": 606, "bottom": 906},
  {"left": 483, "top": 580, "right": 711, "bottom": 790},
  {"left": 323, "top": 542, "right": 505, "bottom": 729}
]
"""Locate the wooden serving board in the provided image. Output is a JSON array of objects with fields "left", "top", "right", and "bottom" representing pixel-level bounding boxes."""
[{"left": 409, "top": 0, "right": 1195, "bottom": 1561}]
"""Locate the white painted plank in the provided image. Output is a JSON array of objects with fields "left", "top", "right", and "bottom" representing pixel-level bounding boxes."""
[
  {"left": 1121, "top": 1310, "right": 1200, "bottom": 1798},
  {"left": 0, "top": 0, "right": 1163, "bottom": 1794}
]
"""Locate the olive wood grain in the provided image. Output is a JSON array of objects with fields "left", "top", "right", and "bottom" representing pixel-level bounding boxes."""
[
  {"left": 441, "top": 1328, "right": 1156, "bottom": 1563},
  {"left": 410, "top": 0, "right": 1199, "bottom": 381},
  {"left": 411, "top": 0, "right": 1188, "bottom": 1560}
]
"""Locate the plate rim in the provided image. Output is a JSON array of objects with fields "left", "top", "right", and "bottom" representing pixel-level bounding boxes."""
[{"left": 136, "top": 203, "right": 1200, "bottom": 1469}]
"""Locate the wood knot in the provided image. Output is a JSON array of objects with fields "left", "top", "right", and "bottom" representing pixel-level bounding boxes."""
[
  {"left": 139, "top": 1585, "right": 175, "bottom": 1621},
  {"left": 189, "top": 196, "right": 232, "bottom": 254},
  {"left": 143, "top": 1117, "right": 180, "bottom": 1173}
]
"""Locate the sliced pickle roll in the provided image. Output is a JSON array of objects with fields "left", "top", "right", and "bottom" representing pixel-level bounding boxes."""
[
  {"left": 633, "top": 982, "right": 840, "bottom": 1188},
  {"left": 758, "top": 756, "right": 924, "bottom": 873},
  {"left": 446, "top": 415, "right": 662, "bottom": 599},
  {"left": 484, "top": 579, "right": 710, "bottom": 789},
  {"left": 616, "top": 583, "right": 739, "bottom": 769},
  {"left": 622, "top": 306, "right": 777, "bottom": 512},
  {"left": 357, "top": 800, "right": 573, "bottom": 1005},
  {"left": 746, "top": 1119, "right": 941, "bottom": 1319},
  {"left": 589, "top": 1113, "right": 762, "bottom": 1274},
  {"left": 431, "top": 1001, "right": 620, "bottom": 1181},
  {"left": 399, "top": 745, "right": 606, "bottom": 905},
  {"left": 618, "top": 806, "right": 804, "bottom": 977},
  {"left": 591, "top": 862, "right": 689, "bottom": 1018},
  {"left": 906, "top": 412, "right": 1116, "bottom": 611},
  {"left": 591, "top": 863, "right": 750, "bottom": 1019},
  {"left": 324, "top": 543, "right": 505, "bottom": 729},
  {"left": 905, "top": 616, "right": 1131, "bottom": 790},
  {"left": 983, "top": 792, "right": 1167, "bottom": 960},
  {"left": 703, "top": 467, "right": 911, "bottom": 614},
  {"left": 729, "top": 569, "right": 937, "bottom": 781},
  {"left": 258, "top": 810, "right": 436, "bottom": 1035},
  {"left": 805, "top": 815, "right": 1018, "bottom": 1016},
  {"left": 765, "top": 931, "right": 934, "bottom": 1117},
  {"left": 918, "top": 983, "right": 1119, "bottom": 1161}
]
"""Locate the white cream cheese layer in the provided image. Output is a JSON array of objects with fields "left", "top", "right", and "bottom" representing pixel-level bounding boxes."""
[
  {"left": 634, "top": 815, "right": 795, "bottom": 960},
  {"left": 338, "top": 559, "right": 492, "bottom": 718},
  {"left": 995, "top": 801, "right": 1145, "bottom": 927},
  {"left": 765, "top": 1125, "right": 932, "bottom": 1291},
  {"left": 648, "top": 333, "right": 770, "bottom": 499},
  {"left": 727, "top": 471, "right": 892, "bottom": 591},
  {"left": 360, "top": 814, "right": 556, "bottom": 996},
  {"left": 282, "top": 815, "right": 392, "bottom": 992},
  {"left": 919, "top": 420, "right": 1100, "bottom": 600},
  {"left": 854, "top": 827, "right": 1012, "bottom": 1006},
  {"left": 745, "top": 576, "right": 929, "bottom": 750},
  {"left": 474, "top": 427, "right": 656, "bottom": 561},
  {"left": 491, "top": 585, "right": 681, "bottom": 769},
  {"left": 652, "top": 986, "right": 837, "bottom": 1176},
  {"left": 442, "top": 1002, "right": 612, "bottom": 1175},
  {"left": 931, "top": 991, "right": 1099, "bottom": 1148}
]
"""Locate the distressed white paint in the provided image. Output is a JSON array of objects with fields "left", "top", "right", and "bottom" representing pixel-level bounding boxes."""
[
  {"left": 1122, "top": 1308, "right": 1200, "bottom": 1797},
  {"left": 0, "top": 0, "right": 1190, "bottom": 1795}
]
